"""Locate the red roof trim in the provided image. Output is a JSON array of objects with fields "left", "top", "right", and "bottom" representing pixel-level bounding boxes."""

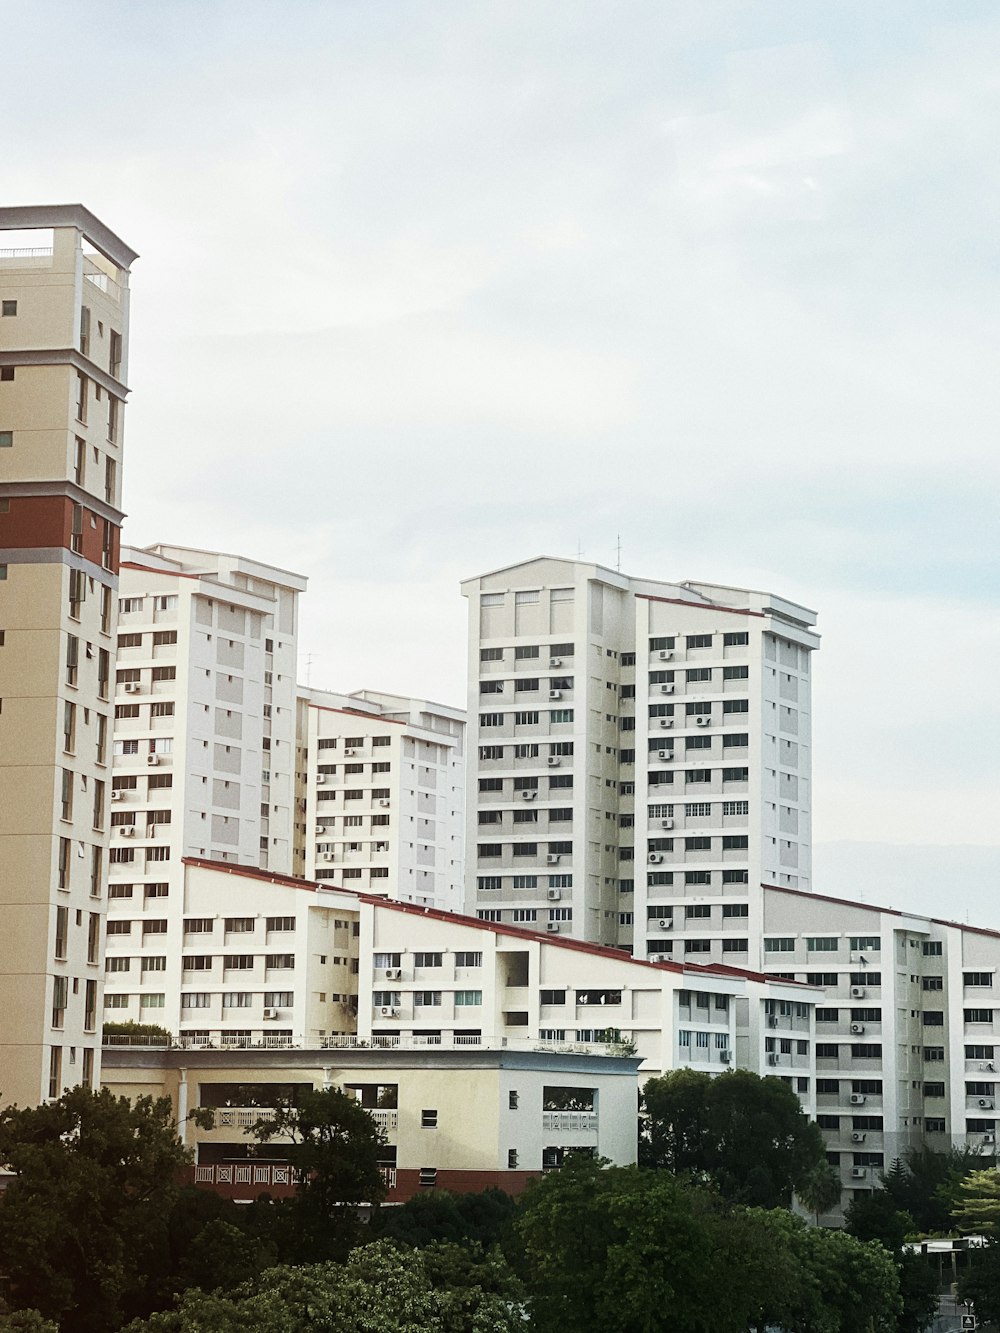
[
  {"left": 307, "top": 703, "right": 406, "bottom": 726},
  {"left": 761, "top": 881, "right": 1000, "bottom": 941},
  {"left": 181, "top": 858, "right": 810, "bottom": 987},
  {"left": 120, "top": 561, "right": 201, "bottom": 580},
  {"left": 636, "top": 593, "right": 766, "bottom": 619}
]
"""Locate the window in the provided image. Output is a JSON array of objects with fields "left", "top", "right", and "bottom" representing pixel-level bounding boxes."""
[
  {"left": 184, "top": 918, "right": 213, "bottom": 933},
  {"left": 850, "top": 937, "right": 880, "bottom": 952},
  {"left": 807, "top": 937, "right": 838, "bottom": 952},
  {"left": 722, "top": 733, "right": 748, "bottom": 749},
  {"left": 421, "top": 1109, "right": 438, "bottom": 1128},
  {"left": 479, "top": 713, "right": 503, "bottom": 727},
  {"left": 966, "top": 1009, "right": 995, "bottom": 1024},
  {"left": 966, "top": 973, "right": 993, "bottom": 987},
  {"left": 454, "top": 991, "right": 482, "bottom": 1006},
  {"left": 685, "top": 667, "right": 711, "bottom": 683},
  {"left": 922, "top": 941, "right": 943, "bottom": 957},
  {"left": 685, "top": 904, "right": 710, "bottom": 919},
  {"left": 1, "top": 300, "right": 16, "bottom": 316},
  {"left": 550, "top": 709, "right": 574, "bottom": 723},
  {"left": 414, "top": 952, "right": 443, "bottom": 968},
  {"left": 266, "top": 916, "right": 295, "bottom": 932},
  {"left": 723, "top": 632, "right": 748, "bottom": 646},
  {"left": 514, "top": 645, "right": 539, "bottom": 659},
  {"left": 723, "top": 699, "right": 749, "bottom": 714},
  {"left": 224, "top": 917, "right": 254, "bottom": 933},
  {"left": 922, "top": 977, "right": 943, "bottom": 992},
  {"left": 722, "top": 834, "right": 748, "bottom": 850},
  {"left": 723, "top": 767, "right": 749, "bottom": 782},
  {"left": 765, "top": 938, "right": 794, "bottom": 953},
  {"left": 685, "top": 836, "right": 711, "bottom": 851},
  {"left": 514, "top": 711, "right": 539, "bottom": 725},
  {"left": 685, "top": 770, "right": 710, "bottom": 784},
  {"left": 413, "top": 991, "right": 441, "bottom": 1007},
  {"left": 455, "top": 952, "right": 482, "bottom": 967},
  {"left": 266, "top": 954, "right": 295, "bottom": 969},
  {"left": 723, "top": 664, "right": 749, "bottom": 680},
  {"left": 480, "top": 647, "right": 503, "bottom": 661},
  {"left": 686, "top": 634, "right": 712, "bottom": 649}
]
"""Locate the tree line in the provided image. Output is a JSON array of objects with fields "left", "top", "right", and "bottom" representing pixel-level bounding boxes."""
[{"left": 1, "top": 1067, "right": 992, "bottom": 1331}]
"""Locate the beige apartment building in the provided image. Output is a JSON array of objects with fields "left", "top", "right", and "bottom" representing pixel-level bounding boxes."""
[{"left": 0, "top": 205, "right": 137, "bottom": 1107}]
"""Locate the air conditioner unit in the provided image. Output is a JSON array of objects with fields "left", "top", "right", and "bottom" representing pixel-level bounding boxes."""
[
  {"left": 767, "top": 1016, "right": 778, "bottom": 1028},
  {"left": 315, "top": 826, "right": 326, "bottom": 835},
  {"left": 660, "top": 684, "right": 674, "bottom": 694},
  {"left": 146, "top": 754, "right": 159, "bottom": 766},
  {"left": 657, "top": 920, "right": 672, "bottom": 931},
  {"left": 547, "top": 756, "right": 561, "bottom": 767},
  {"left": 546, "top": 854, "right": 561, "bottom": 865},
  {"left": 661, "top": 818, "right": 674, "bottom": 829},
  {"left": 110, "top": 790, "right": 124, "bottom": 801},
  {"left": 549, "top": 657, "right": 562, "bottom": 667},
  {"left": 546, "top": 922, "right": 560, "bottom": 933},
  {"left": 979, "top": 1099, "right": 995, "bottom": 1109},
  {"left": 378, "top": 799, "right": 390, "bottom": 807},
  {"left": 851, "top": 1167, "right": 867, "bottom": 1179},
  {"left": 719, "top": 1049, "right": 731, "bottom": 1063},
  {"left": 321, "top": 853, "right": 334, "bottom": 862},
  {"left": 985, "top": 1132, "right": 996, "bottom": 1144},
  {"left": 549, "top": 690, "right": 562, "bottom": 700},
  {"left": 384, "top": 968, "right": 402, "bottom": 980},
  {"left": 344, "top": 748, "right": 356, "bottom": 756},
  {"left": 850, "top": 1094, "right": 866, "bottom": 1106},
  {"left": 522, "top": 790, "right": 536, "bottom": 801},
  {"left": 851, "top": 1132, "right": 866, "bottom": 1144},
  {"left": 648, "top": 853, "right": 663, "bottom": 865},
  {"left": 316, "top": 774, "right": 326, "bottom": 784},
  {"left": 547, "top": 889, "right": 561, "bottom": 901},
  {"left": 850, "top": 986, "right": 865, "bottom": 999},
  {"left": 696, "top": 716, "right": 710, "bottom": 726},
  {"left": 263, "top": 1007, "right": 279, "bottom": 1020},
  {"left": 123, "top": 682, "right": 140, "bottom": 693},
  {"left": 119, "top": 826, "right": 134, "bottom": 838},
  {"left": 379, "top": 1005, "right": 400, "bottom": 1017},
  {"left": 658, "top": 718, "right": 673, "bottom": 728},
  {"left": 657, "top": 750, "right": 673, "bottom": 761},
  {"left": 658, "top": 650, "right": 673, "bottom": 660},
  {"left": 766, "top": 1053, "right": 778, "bottom": 1065},
  {"left": 850, "top": 1023, "right": 865, "bottom": 1035}
]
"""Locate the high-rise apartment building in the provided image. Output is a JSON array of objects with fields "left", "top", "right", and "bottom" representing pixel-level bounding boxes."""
[
  {"left": 103, "top": 544, "right": 306, "bottom": 1031},
  {"left": 0, "top": 206, "right": 137, "bottom": 1106},
  {"left": 301, "top": 687, "right": 465, "bottom": 912},
  {"left": 463, "top": 557, "right": 818, "bottom": 954}
]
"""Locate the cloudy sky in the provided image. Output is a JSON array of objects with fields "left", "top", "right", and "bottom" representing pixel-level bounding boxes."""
[{"left": 7, "top": 1, "right": 1000, "bottom": 921}]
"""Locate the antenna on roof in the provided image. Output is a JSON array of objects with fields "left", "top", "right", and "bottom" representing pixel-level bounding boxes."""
[
  {"left": 576, "top": 538, "right": 584, "bottom": 561},
  {"left": 615, "top": 533, "right": 622, "bottom": 572}
]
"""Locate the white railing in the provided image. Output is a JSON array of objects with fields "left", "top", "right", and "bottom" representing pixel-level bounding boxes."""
[
  {"left": 380, "top": 1166, "right": 397, "bottom": 1189},
  {"left": 542, "top": 1110, "right": 599, "bottom": 1132},
  {"left": 193, "top": 1162, "right": 298, "bottom": 1187},
  {"left": 212, "top": 1107, "right": 273, "bottom": 1130},
  {"left": 105, "top": 1032, "right": 626, "bottom": 1057},
  {"left": 0, "top": 246, "right": 53, "bottom": 258},
  {"left": 83, "top": 261, "right": 122, "bottom": 302},
  {"left": 369, "top": 1108, "right": 398, "bottom": 1131}
]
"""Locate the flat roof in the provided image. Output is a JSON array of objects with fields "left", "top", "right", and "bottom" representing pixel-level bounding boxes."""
[{"left": 0, "top": 204, "right": 138, "bottom": 269}]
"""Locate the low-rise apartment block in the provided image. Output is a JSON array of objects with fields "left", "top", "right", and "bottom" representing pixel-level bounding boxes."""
[{"left": 102, "top": 1042, "right": 641, "bottom": 1202}]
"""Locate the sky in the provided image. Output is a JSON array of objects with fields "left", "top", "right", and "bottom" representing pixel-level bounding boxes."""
[{"left": 5, "top": 0, "right": 1000, "bottom": 922}]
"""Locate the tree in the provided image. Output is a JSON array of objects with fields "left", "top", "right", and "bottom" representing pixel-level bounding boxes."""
[
  {"left": 123, "top": 1241, "right": 526, "bottom": 1332},
  {"left": 370, "top": 1187, "right": 516, "bottom": 1251},
  {"left": 795, "top": 1161, "right": 843, "bottom": 1225},
  {"left": 957, "top": 1237, "right": 1000, "bottom": 1326},
  {"left": 845, "top": 1189, "right": 938, "bottom": 1333},
  {"left": 0, "top": 1087, "right": 191, "bottom": 1331},
  {"left": 952, "top": 1169, "right": 1000, "bottom": 1234},
  {"left": 251, "top": 1086, "right": 386, "bottom": 1261},
  {"left": 882, "top": 1148, "right": 987, "bottom": 1234},
  {"left": 641, "top": 1067, "right": 827, "bottom": 1207},
  {"left": 515, "top": 1156, "right": 728, "bottom": 1333}
]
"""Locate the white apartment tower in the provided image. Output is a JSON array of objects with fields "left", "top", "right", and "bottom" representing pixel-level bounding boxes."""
[
  {"left": 103, "top": 544, "right": 306, "bottom": 1030},
  {"left": 0, "top": 206, "right": 137, "bottom": 1106},
  {"left": 463, "top": 557, "right": 818, "bottom": 955},
  {"left": 301, "top": 688, "right": 465, "bottom": 912}
]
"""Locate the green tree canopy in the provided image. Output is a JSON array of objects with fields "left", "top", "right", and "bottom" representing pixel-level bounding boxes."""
[
  {"left": 952, "top": 1169, "right": 1000, "bottom": 1234},
  {"left": 123, "top": 1240, "right": 525, "bottom": 1333},
  {"left": 370, "top": 1187, "right": 516, "bottom": 1251},
  {"left": 882, "top": 1148, "right": 988, "bottom": 1234},
  {"left": 640, "top": 1067, "right": 827, "bottom": 1207},
  {"left": 0, "top": 1087, "right": 190, "bottom": 1332},
  {"left": 251, "top": 1086, "right": 387, "bottom": 1262}
]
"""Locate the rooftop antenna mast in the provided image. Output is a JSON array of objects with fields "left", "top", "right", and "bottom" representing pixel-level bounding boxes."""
[
  {"left": 615, "top": 533, "right": 622, "bottom": 572},
  {"left": 576, "top": 538, "right": 584, "bottom": 561}
]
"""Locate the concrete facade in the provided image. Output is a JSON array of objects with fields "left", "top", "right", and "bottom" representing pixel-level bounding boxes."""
[
  {"left": 300, "top": 687, "right": 465, "bottom": 912},
  {"left": 462, "top": 557, "right": 818, "bottom": 958},
  {"left": 0, "top": 206, "right": 137, "bottom": 1106}
]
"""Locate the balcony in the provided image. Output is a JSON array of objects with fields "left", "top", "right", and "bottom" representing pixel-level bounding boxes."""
[
  {"left": 369, "top": 1108, "right": 398, "bottom": 1132},
  {"left": 542, "top": 1110, "right": 598, "bottom": 1132}
]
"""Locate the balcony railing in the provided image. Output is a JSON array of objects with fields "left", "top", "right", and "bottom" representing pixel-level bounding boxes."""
[
  {"left": 213, "top": 1107, "right": 272, "bottom": 1130},
  {"left": 369, "top": 1108, "right": 398, "bottom": 1132},
  {"left": 194, "top": 1162, "right": 299, "bottom": 1187},
  {"left": 542, "top": 1110, "right": 599, "bottom": 1132}
]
